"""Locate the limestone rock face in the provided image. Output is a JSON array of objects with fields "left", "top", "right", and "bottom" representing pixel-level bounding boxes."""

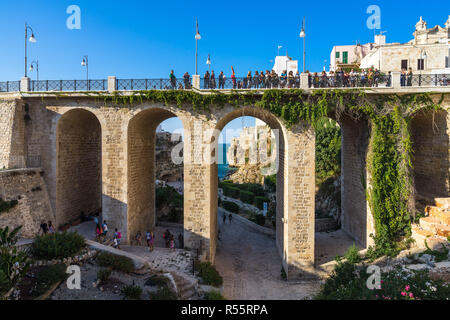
[
  {"left": 228, "top": 164, "right": 264, "bottom": 185},
  {"left": 155, "top": 131, "right": 183, "bottom": 182}
]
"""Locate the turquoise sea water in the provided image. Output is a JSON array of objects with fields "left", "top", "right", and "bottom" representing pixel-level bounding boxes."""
[{"left": 218, "top": 143, "right": 231, "bottom": 180}]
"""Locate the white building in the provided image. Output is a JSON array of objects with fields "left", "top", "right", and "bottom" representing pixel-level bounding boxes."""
[
  {"left": 330, "top": 42, "right": 375, "bottom": 71},
  {"left": 271, "top": 55, "right": 298, "bottom": 75},
  {"left": 360, "top": 16, "right": 450, "bottom": 74}
]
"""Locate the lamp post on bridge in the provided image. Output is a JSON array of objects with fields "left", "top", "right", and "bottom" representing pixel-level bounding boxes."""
[
  {"left": 81, "top": 55, "right": 89, "bottom": 88},
  {"left": 195, "top": 19, "right": 201, "bottom": 76},
  {"left": 206, "top": 54, "right": 211, "bottom": 72},
  {"left": 299, "top": 17, "right": 306, "bottom": 73},
  {"left": 29, "top": 60, "right": 39, "bottom": 82},
  {"left": 24, "top": 23, "right": 37, "bottom": 78}
]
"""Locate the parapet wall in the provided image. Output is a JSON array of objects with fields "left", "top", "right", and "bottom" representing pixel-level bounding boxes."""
[{"left": 0, "top": 168, "right": 54, "bottom": 238}]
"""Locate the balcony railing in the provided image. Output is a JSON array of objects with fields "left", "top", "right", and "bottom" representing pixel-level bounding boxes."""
[
  {"left": 30, "top": 79, "right": 107, "bottom": 91},
  {"left": 0, "top": 73, "right": 449, "bottom": 93},
  {"left": 403, "top": 74, "right": 449, "bottom": 87},
  {"left": 0, "top": 81, "right": 20, "bottom": 92}
]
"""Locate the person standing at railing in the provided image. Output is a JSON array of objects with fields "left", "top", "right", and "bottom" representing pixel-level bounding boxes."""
[
  {"left": 294, "top": 71, "right": 300, "bottom": 88},
  {"left": 287, "top": 71, "right": 294, "bottom": 88},
  {"left": 307, "top": 71, "right": 312, "bottom": 88},
  {"left": 329, "top": 71, "right": 335, "bottom": 87},
  {"left": 407, "top": 68, "right": 413, "bottom": 86},
  {"left": 280, "top": 70, "right": 287, "bottom": 88},
  {"left": 183, "top": 72, "right": 191, "bottom": 89},
  {"left": 319, "top": 71, "right": 327, "bottom": 88},
  {"left": 204, "top": 70, "right": 210, "bottom": 89},
  {"left": 264, "top": 70, "right": 271, "bottom": 88},
  {"left": 245, "top": 71, "right": 252, "bottom": 89},
  {"left": 218, "top": 71, "right": 225, "bottom": 89},
  {"left": 170, "top": 70, "right": 177, "bottom": 90},
  {"left": 210, "top": 70, "right": 216, "bottom": 89},
  {"left": 349, "top": 69, "right": 357, "bottom": 87},
  {"left": 386, "top": 71, "right": 392, "bottom": 87},
  {"left": 231, "top": 67, "right": 237, "bottom": 89},
  {"left": 400, "top": 69, "right": 406, "bottom": 87},
  {"left": 271, "top": 70, "right": 279, "bottom": 88},
  {"left": 253, "top": 71, "right": 260, "bottom": 89},
  {"left": 259, "top": 71, "right": 265, "bottom": 89},
  {"left": 313, "top": 72, "right": 319, "bottom": 88}
]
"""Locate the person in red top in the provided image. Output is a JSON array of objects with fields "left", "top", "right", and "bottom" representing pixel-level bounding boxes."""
[{"left": 231, "top": 66, "right": 237, "bottom": 89}]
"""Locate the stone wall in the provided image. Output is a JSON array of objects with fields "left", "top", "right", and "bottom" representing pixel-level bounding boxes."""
[
  {"left": 0, "top": 98, "right": 26, "bottom": 169},
  {"left": 411, "top": 109, "right": 450, "bottom": 198},
  {"left": 56, "top": 109, "right": 102, "bottom": 227},
  {"left": 0, "top": 168, "right": 54, "bottom": 238},
  {"left": 340, "top": 115, "right": 371, "bottom": 247}
]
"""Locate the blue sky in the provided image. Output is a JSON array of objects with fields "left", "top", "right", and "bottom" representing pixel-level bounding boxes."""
[{"left": 0, "top": 0, "right": 448, "bottom": 138}]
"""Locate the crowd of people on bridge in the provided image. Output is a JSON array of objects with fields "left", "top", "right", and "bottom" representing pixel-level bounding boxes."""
[{"left": 167, "top": 66, "right": 399, "bottom": 90}]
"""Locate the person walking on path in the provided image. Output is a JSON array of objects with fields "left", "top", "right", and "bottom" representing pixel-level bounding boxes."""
[
  {"left": 135, "top": 231, "right": 143, "bottom": 246},
  {"left": 229, "top": 213, "right": 233, "bottom": 224},
  {"left": 48, "top": 221, "right": 55, "bottom": 234},
  {"left": 223, "top": 212, "right": 227, "bottom": 225},
  {"left": 114, "top": 228, "right": 122, "bottom": 249},
  {"left": 101, "top": 220, "right": 108, "bottom": 242},
  {"left": 178, "top": 233, "right": 184, "bottom": 249},
  {"left": 95, "top": 224, "right": 102, "bottom": 241}
]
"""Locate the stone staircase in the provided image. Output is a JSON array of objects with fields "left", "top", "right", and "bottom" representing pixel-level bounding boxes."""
[
  {"left": 171, "top": 272, "right": 198, "bottom": 300},
  {"left": 412, "top": 197, "right": 450, "bottom": 249}
]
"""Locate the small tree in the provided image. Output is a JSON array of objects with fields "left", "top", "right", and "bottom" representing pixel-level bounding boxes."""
[{"left": 0, "top": 226, "right": 30, "bottom": 299}]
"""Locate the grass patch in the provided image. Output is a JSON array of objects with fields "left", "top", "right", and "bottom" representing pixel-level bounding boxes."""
[
  {"left": 194, "top": 260, "right": 223, "bottom": 287},
  {"left": 96, "top": 252, "right": 135, "bottom": 273},
  {"left": 31, "top": 231, "right": 85, "bottom": 260},
  {"left": 204, "top": 290, "right": 226, "bottom": 300},
  {"left": 121, "top": 284, "right": 142, "bottom": 300}
]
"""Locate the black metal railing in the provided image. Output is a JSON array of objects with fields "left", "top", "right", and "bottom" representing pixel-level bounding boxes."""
[
  {"left": 1, "top": 74, "right": 449, "bottom": 93},
  {"left": 0, "top": 81, "right": 20, "bottom": 92},
  {"left": 116, "top": 78, "right": 191, "bottom": 90},
  {"left": 30, "top": 79, "right": 107, "bottom": 91},
  {"left": 308, "top": 73, "right": 392, "bottom": 88},
  {"left": 404, "top": 74, "right": 450, "bottom": 87}
]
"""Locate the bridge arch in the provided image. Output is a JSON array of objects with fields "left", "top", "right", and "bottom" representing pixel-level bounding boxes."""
[
  {"left": 127, "top": 107, "right": 185, "bottom": 244},
  {"left": 56, "top": 108, "right": 102, "bottom": 228},
  {"left": 208, "top": 106, "right": 292, "bottom": 270}
]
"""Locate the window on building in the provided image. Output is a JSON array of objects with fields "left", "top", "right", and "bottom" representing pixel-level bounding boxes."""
[
  {"left": 417, "top": 59, "right": 425, "bottom": 70},
  {"left": 401, "top": 60, "right": 408, "bottom": 70},
  {"left": 336, "top": 52, "right": 340, "bottom": 59},
  {"left": 342, "top": 51, "right": 348, "bottom": 64}
]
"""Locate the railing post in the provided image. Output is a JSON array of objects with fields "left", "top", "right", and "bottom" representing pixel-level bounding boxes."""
[
  {"left": 192, "top": 75, "right": 200, "bottom": 89},
  {"left": 107, "top": 76, "right": 117, "bottom": 92},
  {"left": 300, "top": 73, "right": 309, "bottom": 89},
  {"left": 391, "top": 71, "right": 401, "bottom": 88},
  {"left": 20, "top": 77, "right": 30, "bottom": 92}
]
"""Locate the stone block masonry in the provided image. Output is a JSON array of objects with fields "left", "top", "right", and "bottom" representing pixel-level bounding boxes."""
[
  {"left": 0, "top": 168, "right": 54, "bottom": 238},
  {"left": 0, "top": 88, "right": 448, "bottom": 280}
]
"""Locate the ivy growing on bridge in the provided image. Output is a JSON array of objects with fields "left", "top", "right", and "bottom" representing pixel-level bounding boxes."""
[{"left": 29, "top": 88, "right": 448, "bottom": 257}]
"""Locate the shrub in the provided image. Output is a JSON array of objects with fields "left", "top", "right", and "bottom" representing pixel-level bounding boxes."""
[
  {"left": 97, "top": 268, "right": 112, "bottom": 284},
  {"left": 316, "top": 260, "right": 450, "bottom": 300},
  {"left": 33, "top": 264, "right": 68, "bottom": 297},
  {"left": 155, "top": 186, "right": 183, "bottom": 209},
  {"left": 239, "top": 190, "right": 255, "bottom": 205},
  {"left": 0, "top": 226, "right": 30, "bottom": 297},
  {"left": 0, "top": 198, "right": 18, "bottom": 214},
  {"left": 222, "top": 185, "right": 240, "bottom": 199},
  {"left": 248, "top": 211, "right": 266, "bottom": 226},
  {"left": 121, "top": 284, "right": 142, "bottom": 300},
  {"left": 264, "top": 175, "right": 276, "bottom": 192},
  {"left": 221, "top": 201, "right": 239, "bottom": 214},
  {"left": 204, "top": 290, "right": 226, "bottom": 300},
  {"left": 222, "top": 180, "right": 233, "bottom": 184},
  {"left": 344, "top": 244, "right": 360, "bottom": 264},
  {"left": 96, "top": 252, "right": 134, "bottom": 273},
  {"left": 31, "top": 231, "right": 86, "bottom": 260},
  {"left": 194, "top": 261, "right": 223, "bottom": 287},
  {"left": 254, "top": 196, "right": 269, "bottom": 210},
  {"left": 149, "top": 286, "right": 178, "bottom": 300},
  {"left": 240, "top": 183, "right": 265, "bottom": 196},
  {"left": 315, "top": 117, "right": 341, "bottom": 180}
]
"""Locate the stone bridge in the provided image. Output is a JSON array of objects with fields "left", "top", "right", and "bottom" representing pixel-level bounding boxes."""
[{"left": 0, "top": 86, "right": 449, "bottom": 279}]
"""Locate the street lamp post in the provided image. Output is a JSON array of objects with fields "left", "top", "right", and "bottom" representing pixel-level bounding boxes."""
[
  {"left": 29, "top": 60, "right": 39, "bottom": 82},
  {"left": 24, "top": 23, "right": 37, "bottom": 77},
  {"left": 81, "top": 55, "right": 89, "bottom": 88},
  {"left": 299, "top": 17, "right": 306, "bottom": 73},
  {"left": 206, "top": 54, "right": 211, "bottom": 72},
  {"left": 195, "top": 19, "right": 201, "bottom": 75}
]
